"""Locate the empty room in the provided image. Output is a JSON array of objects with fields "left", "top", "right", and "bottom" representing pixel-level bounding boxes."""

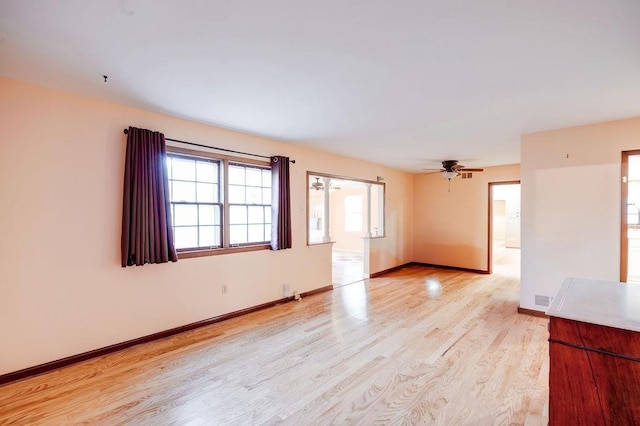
[{"left": 2, "top": 1, "right": 640, "bottom": 424}]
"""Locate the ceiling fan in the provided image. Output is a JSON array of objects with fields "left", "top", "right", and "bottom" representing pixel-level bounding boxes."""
[
  {"left": 310, "top": 177, "right": 341, "bottom": 191},
  {"left": 423, "top": 160, "right": 484, "bottom": 181},
  {"left": 311, "top": 177, "right": 324, "bottom": 190}
]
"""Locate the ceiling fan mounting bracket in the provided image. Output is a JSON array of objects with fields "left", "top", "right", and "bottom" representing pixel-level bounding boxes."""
[{"left": 442, "top": 160, "right": 459, "bottom": 171}]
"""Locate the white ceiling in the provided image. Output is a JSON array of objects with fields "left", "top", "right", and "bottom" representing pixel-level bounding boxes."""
[{"left": 2, "top": 1, "right": 639, "bottom": 172}]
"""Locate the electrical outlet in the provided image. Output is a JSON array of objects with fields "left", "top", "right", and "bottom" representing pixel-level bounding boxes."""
[{"left": 221, "top": 284, "right": 228, "bottom": 294}]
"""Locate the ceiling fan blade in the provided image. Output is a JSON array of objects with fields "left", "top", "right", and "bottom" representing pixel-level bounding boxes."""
[{"left": 460, "top": 168, "right": 484, "bottom": 172}]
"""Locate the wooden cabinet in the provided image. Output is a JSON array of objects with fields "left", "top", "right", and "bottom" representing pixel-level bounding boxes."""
[{"left": 547, "top": 278, "right": 640, "bottom": 424}]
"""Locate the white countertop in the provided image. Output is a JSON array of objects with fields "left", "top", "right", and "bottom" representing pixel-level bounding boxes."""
[{"left": 546, "top": 277, "right": 640, "bottom": 332}]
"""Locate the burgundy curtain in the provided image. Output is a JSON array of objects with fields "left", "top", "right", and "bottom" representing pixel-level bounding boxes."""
[
  {"left": 270, "top": 156, "right": 292, "bottom": 250},
  {"left": 121, "top": 126, "right": 178, "bottom": 266}
]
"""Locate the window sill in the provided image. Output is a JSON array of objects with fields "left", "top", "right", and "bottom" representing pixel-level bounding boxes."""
[
  {"left": 177, "top": 244, "right": 270, "bottom": 259},
  {"left": 307, "top": 241, "right": 335, "bottom": 247}
]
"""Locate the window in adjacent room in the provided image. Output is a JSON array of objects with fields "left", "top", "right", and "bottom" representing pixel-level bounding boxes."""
[{"left": 344, "top": 195, "right": 363, "bottom": 232}]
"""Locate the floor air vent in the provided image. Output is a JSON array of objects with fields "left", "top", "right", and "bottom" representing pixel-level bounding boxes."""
[{"left": 535, "top": 295, "right": 550, "bottom": 307}]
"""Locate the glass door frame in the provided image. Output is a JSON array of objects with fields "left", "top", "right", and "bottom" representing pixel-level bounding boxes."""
[{"left": 620, "top": 150, "right": 640, "bottom": 282}]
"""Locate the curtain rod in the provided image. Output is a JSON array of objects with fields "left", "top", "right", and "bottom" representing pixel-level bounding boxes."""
[{"left": 123, "top": 128, "right": 295, "bottom": 163}]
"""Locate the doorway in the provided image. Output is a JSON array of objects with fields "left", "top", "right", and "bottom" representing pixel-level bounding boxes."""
[
  {"left": 621, "top": 151, "right": 640, "bottom": 283},
  {"left": 488, "top": 181, "right": 521, "bottom": 276},
  {"left": 330, "top": 179, "right": 366, "bottom": 286}
]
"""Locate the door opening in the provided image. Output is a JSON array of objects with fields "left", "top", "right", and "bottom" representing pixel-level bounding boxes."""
[
  {"left": 621, "top": 151, "right": 640, "bottom": 283},
  {"left": 489, "top": 181, "right": 521, "bottom": 277},
  {"left": 331, "top": 182, "right": 366, "bottom": 286}
]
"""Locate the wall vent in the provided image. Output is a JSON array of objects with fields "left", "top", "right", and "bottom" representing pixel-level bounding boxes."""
[
  {"left": 534, "top": 295, "right": 550, "bottom": 307},
  {"left": 462, "top": 172, "right": 473, "bottom": 179}
]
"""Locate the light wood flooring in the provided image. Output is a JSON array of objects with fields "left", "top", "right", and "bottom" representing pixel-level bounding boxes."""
[
  {"left": 0, "top": 265, "right": 549, "bottom": 425},
  {"left": 332, "top": 249, "right": 365, "bottom": 287},
  {"left": 492, "top": 240, "right": 520, "bottom": 278}
]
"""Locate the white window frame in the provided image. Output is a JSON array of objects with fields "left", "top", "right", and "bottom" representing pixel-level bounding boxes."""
[{"left": 166, "top": 146, "right": 272, "bottom": 258}]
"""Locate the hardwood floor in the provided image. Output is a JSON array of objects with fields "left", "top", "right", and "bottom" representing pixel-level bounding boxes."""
[
  {"left": 332, "top": 248, "right": 365, "bottom": 286},
  {"left": 0, "top": 265, "right": 549, "bottom": 425}
]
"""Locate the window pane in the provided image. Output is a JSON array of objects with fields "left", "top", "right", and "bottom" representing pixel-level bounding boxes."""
[
  {"left": 345, "top": 195, "right": 363, "bottom": 232},
  {"left": 212, "top": 184, "right": 219, "bottom": 203},
  {"left": 264, "top": 206, "right": 271, "bottom": 224},
  {"left": 196, "top": 183, "right": 215, "bottom": 203},
  {"left": 246, "top": 186, "right": 262, "bottom": 204},
  {"left": 230, "top": 225, "right": 248, "bottom": 244},
  {"left": 172, "top": 181, "right": 196, "bottom": 202},
  {"left": 262, "top": 169, "right": 271, "bottom": 185},
  {"left": 228, "top": 185, "right": 245, "bottom": 204},
  {"left": 346, "top": 215, "right": 362, "bottom": 232},
  {"left": 246, "top": 168, "right": 262, "bottom": 186},
  {"left": 172, "top": 157, "right": 196, "bottom": 181},
  {"left": 174, "top": 226, "right": 198, "bottom": 249},
  {"left": 264, "top": 226, "right": 271, "bottom": 242},
  {"left": 248, "top": 206, "right": 264, "bottom": 224},
  {"left": 228, "top": 165, "right": 245, "bottom": 185},
  {"left": 229, "top": 205, "right": 247, "bottom": 224},
  {"left": 166, "top": 158, "right": 172, "bottom": 179},
  {"left": 248, "top": 224, "right": 265, "bottom": 242},
  {"left": 174, "top": 204, "right": 198, "bottom": 226},
  {"left": 199, "top": 226, "right": 220, "bottom": 247},
  {"left": 199, "top": 204, "right": 220, "bottom": 225},
  {"left": 262, "top": 188, "right": 271, "bottom": 204},
  {"left": 197, "top": 161, "right": 217, "bottom": 183}
]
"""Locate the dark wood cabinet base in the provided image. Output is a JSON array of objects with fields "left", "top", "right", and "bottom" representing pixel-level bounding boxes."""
[{"left": 549, "top": 317, "right": 640, "bottom": 424}]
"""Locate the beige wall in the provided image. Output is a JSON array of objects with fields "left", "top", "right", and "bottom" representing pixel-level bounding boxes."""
[
  {"left": 520, "top": 118, "right": 640, "bottom": 311},
  {"left": 413, "top": 165, "right": 520, "bottom": 271},
  {"left": 0, "top": 77, "right": 414, "bottom": 375},
  {"left": 330, "top": 187, "right": 366, "bottom": 252}
]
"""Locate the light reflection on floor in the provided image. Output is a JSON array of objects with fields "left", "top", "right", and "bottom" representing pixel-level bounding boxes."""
[
  {"left": 331, "top": 281, "right": 369, "bottom": 335},
  {"left": 424, "top": 278, "right": 443, "bottom": 298},
  {"left": 492, "top": 240, "right": 520, "bottom": 278},
  {"left": 332, "top": 249, "right": 365, "bottom": 286},
  {"left": 339, "top": 281, "right": 369, "bottom": 321}
]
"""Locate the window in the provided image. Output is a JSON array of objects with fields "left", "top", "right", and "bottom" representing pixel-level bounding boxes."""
[
  {"left": 166, "top": 148, "right": 271, "bottom": 255},
  {"left": 228, "top": 163, "right": 272, "bottom": 245},
  {"left": 344, "top": 195, "right": 363, "bottom": 232},
  {"left": 167, "top": 155, "right": 221, "bottom": 250}
]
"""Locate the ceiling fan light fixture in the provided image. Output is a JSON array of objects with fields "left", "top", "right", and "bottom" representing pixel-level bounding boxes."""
[
  {"left": 442, "top": 171, "right": 458, "bottom": 180},
  {"left": 311, "top": 177, "right": 324, "bottom": 190}
]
